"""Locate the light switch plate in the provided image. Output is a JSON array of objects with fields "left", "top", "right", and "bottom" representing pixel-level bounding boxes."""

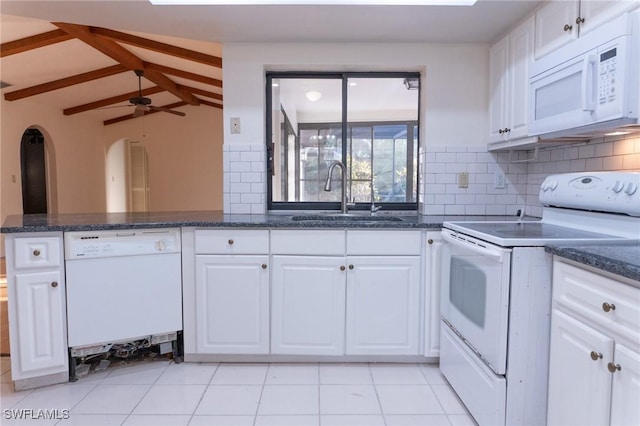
[
  {"left": 458, "top": 172, "right": 469, "bottom": 188},
  {"left": 230, "top": 117, "right": 241, "bottom": 134}
]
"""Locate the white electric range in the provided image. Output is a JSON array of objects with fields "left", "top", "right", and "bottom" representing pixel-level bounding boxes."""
[{"left": 439, "top": 171, "right": 640, "bottom": 426}]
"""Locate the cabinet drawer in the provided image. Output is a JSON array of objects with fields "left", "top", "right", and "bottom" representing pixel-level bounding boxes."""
[
  {"left": 271, "top": 230, "right": 345, "bottom": 255},
  {"left": 347, "top": 230, "right": 421, "bottom": 255},
  {"left": 553, "top": 260, "right": 640, "bottom": 343},
  {"left": 195, "top": 230, "right": 269, "bottom": 254},
  {"left": 13, "top": 237, "right": 61, "bottom": 270}
]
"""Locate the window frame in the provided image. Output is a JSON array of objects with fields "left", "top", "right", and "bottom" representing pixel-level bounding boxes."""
[{"left": 266, "top": 71, "right": 421, "bottom": 212}]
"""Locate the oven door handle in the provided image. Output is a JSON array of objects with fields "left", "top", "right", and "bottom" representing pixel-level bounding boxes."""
[{"left": 443, "top": 231, "right": 509, "bottom": 262}]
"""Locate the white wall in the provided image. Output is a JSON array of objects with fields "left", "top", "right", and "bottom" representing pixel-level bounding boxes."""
[{"left": 221, "top": 42, "right": 490, "bottom": 213}]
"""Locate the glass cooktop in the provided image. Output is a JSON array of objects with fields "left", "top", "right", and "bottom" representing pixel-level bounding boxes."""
[{"left": 444, "top": 221, "right": 628, "bottom": 247}]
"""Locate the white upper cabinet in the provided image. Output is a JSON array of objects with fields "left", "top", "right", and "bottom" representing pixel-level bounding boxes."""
[
  {"left": 488, "top": 16, "right": 535, "bottom": 146},
  {"left": 535, "top": 0, "right": 639, "bottom": 59}
]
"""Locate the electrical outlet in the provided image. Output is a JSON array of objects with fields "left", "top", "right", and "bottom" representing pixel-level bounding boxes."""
[
  {"left": 458, "top": 172, "right": 469, "bottom": 188},
  {"left": 230, "top": 117, "right": 241, "bottom": 134},
  {"left": 494, "top": 171, "right": 506, "bottom": 189}
]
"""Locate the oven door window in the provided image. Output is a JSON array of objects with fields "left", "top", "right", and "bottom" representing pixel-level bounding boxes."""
[
  {"left": 450, "top": 257, "right": 486, "bottom": 328},
  {"left": 441, "top": 233, "right": 511, "bottom": 375}
]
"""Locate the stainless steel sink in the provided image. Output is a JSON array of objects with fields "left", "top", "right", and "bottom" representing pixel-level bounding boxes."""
[{"left": 291, "top": 214, "right": 404, "bottom": 222}]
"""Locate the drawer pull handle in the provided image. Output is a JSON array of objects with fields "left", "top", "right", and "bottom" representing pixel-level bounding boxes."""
[
  {"left": 607, "top": 362, "right": 621, "bottom": 373},
  {"left": 228, "top": 239, "right": 234, "bottom": 245},
  {"left": 602, "top": 302, "right": 616, "bottom": 312},
  {"left": 261, "top": 264, "right": 267, "bottom": 270},
  {"left": 340, "top": 266, "right": 346, "bottom": 271},
  {"left": 590, "top": 351, "right": 603, "bottom": 361},
  {"left": 51, "top": 281, "right": 58, "bottom": 288},
  {"left": 33, "top": 249, "right": 41, "bottom": 256}
]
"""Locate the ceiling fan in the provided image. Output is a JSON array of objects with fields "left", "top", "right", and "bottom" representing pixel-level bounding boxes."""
[{"left": 117, "top": 70, "right": 186, "bottom": 118}]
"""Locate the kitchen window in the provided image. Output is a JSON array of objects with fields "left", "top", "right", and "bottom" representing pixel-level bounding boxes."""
[{"left": 266, "top": 72, "right": 420, "bottom": 211}]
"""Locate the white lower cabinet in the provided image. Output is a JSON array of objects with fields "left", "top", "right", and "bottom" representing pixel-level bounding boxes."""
[
  {"left": 271, "top": 255, "right": 346, "bottom": 355},
  {"left": 424, "top": 231, "right": 443, "bottom": 357},
  {"left": 548, "top": 259, "right": 640, "bottom": 426},
  {"left": 195, "top": 255, "right": 269, "bottom": 354},
  {"left": 345, "top": 255, "right": 420, "bottom": 355},
  {"left": 5, "top": 232, "right": 68, "bottom": 390}
]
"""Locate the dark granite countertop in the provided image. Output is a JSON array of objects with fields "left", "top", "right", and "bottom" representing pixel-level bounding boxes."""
[
  {"left": 546, "top": 243, "right": 640, "bottom": 283},
  {"left": 1, "top": 210, "right": 529, "bottom": 233}
]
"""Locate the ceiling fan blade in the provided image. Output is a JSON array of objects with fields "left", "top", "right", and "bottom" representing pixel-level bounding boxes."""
[{"left": 149, "top": 106, "right": 186, "bottom": 117}]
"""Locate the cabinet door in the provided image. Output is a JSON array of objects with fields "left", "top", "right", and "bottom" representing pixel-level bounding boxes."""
[
  {"left": 271, "top": 255, "right": 346, "bottom": 355},
  {"left": 195, "top": 255, "right": 269, "bottom": 354},
  {"left": 535, "top": 0, "right": 580, "bottom": 59},
  {"left": 488, "top": 34, "right": 510, "bottom": 143},
  {"left": 508, "top": 16, "right": 534, "bottom": 140},
  {"left": 547, "top": 309, "right": 613, "bottom": 426},
  {"left": 579, "top": 0, "right": 639, "bottom": 37},
  {"left": 610, "top": 343, "right": 640, "bottom": 426},
  {"left": 424, "top": 232, "right": 443, "bottom": 357},
  {"left": 346, "top": 256, "right": 420, "bottom": 355},
  {"left": 13, "top": 270, "right": 67, "bottom": 379}
]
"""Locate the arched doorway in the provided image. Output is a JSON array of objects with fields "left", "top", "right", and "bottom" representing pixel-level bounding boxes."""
[{"left": 20, "top": 128, "right": 47, "bottom": 214}]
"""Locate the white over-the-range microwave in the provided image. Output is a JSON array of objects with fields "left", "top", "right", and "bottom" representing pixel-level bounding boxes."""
[{"left": 529, "top": 9, "right": 640, "bottom": 139}]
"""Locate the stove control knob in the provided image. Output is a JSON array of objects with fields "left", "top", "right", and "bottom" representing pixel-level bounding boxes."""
[
  {"left": 541, "top": 180, "right": 550, "bottom": 191},
  {"left": 549, "top": 180, "right": 558, "bottom": 190},
  {"left": 612, "top": 180, "right": 624, "bottom": 193},
  {"left": 155, "top": 240, "right": 167, "bottom": 251},
  {"left": 624, "top": 182, "right": 638, "bottom": 196}
]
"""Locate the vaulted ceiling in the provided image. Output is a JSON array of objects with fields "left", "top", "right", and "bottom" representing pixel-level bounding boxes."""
[{"left": 1, "top": 15, "right": 223, "bottom": 125}]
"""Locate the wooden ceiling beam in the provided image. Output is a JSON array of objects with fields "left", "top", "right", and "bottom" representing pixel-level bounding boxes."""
[
  {"left": 53, "top": 22, "right": 200, "bottom": 106},
  {"left": 104, "top": 101, "right": 188, "bottom": 126},
  {"left": 179, "top": 85, "right": 223, "bottom": 101},
  {"left": 145, "top": 62, "right": 222, "bottom": 88},
  {"left": 90, "top": 27, "right": 222, "bottom": 69},
  {"left": 0, "top": 29, "right": 74, "bottom": 58},
  {"left": 199, "top": 98, "right": 224, "bottom": 110},
  {"left": 4, "top": 64, "right": 128, "bottom": 101},
  {"left": 64, "top": 86, "right": 165, "bottom": 116}
]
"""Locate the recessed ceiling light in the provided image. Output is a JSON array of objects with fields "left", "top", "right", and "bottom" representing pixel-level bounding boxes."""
[
  {"left": 306, "top": 90, "right": 322, "bottom": 102},
  {"left": 150, "top": 1, "right": 477, "bottom": 5}
]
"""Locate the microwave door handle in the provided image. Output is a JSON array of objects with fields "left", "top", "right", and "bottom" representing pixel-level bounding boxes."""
[
  {"left": 582, "top": 54, "right": 597, "bottom": 112},
  {"left": 442, "top": 232, "right": 508, "bottom": 262}
]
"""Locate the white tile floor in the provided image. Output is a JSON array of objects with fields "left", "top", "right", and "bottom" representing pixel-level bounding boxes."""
[{"left": 0, "top": 357, "right": 477, "bottom": 426}]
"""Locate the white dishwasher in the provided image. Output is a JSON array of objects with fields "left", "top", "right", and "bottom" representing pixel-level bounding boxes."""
[{"left": 64, "top": 228, "right": 182, "bottom": 364}]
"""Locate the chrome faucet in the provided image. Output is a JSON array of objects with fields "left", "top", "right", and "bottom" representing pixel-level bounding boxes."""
[
  {"left": 324, "top": 160, "right": 351, "bottom": 214},
  {"left": 370, "top": 179, "right": 381, "bottom": 215}
]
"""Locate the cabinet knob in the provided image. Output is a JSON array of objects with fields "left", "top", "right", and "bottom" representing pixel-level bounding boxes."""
[
  {"left": 340, "top": 265, "right": 346, "bottom": 271},
  {"left": 51, "top": 281, "right": 58, "bottom": 288},
  {"left": 564, "top": 24, "right": 573, "bottom": 32},
  {"left": 607, "top": 362, "right": 622, "bottom": 373},
  {"left": 348, "top": 264, "right": 354, "bottom": 270},
  {"left": 498, "top": 128, "right": 504, "bottom": 134},
  {"left": 428, "top": 239, "right": 434, "bottom": 244},
  {"left": 33, "top": 249, "right": 41, "bottom": 257},
  {"left": 505, "top": 128, "right": 510, "bottom": 133},
  {"left": 228, "top": 239, "right": 234, "bottom": 245},
  {"left": 261, "top": 264, "right": 267, "bottom": 269},
  {"left": 590, "top": 351, "right": 603, "bottom": 361},
  {"left": 602, "top": 302, "right": 616, "bottom": 312},
  {"left": 576, "top": 16, "right": 585, "bottom": 25}
]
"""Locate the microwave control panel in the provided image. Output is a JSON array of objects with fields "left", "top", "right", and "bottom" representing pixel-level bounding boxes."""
[{"left": 598, "top": 47, "right": 617, "bottom": 105}]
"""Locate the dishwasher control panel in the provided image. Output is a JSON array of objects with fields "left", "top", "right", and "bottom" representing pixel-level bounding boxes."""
[{"left": 64, "top": 228, "right": 181, "bottom": 259}]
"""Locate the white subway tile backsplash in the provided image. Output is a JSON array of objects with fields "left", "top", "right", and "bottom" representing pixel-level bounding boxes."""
[
  {"left": 435, "top": 153, "right": 457, "bottom": 163},
  {"left": 614, "top": 138, "right": 635, "bottom": 155}
]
